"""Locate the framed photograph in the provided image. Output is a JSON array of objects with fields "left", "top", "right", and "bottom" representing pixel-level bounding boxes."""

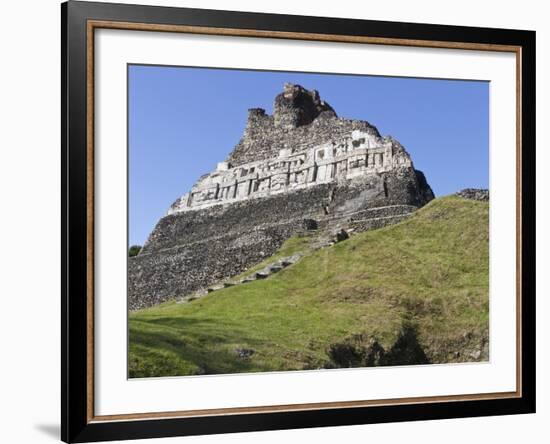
[{"left": 61, "top": 1, "right": 535, "bottom": 442}]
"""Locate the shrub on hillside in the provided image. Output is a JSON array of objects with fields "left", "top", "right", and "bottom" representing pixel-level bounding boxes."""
[{"left": 129, "top": 245, "right": 142, "bottom": 257}]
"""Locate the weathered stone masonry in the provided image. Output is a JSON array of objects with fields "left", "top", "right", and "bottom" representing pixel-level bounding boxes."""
[{"left": 129, "top": 84, "right": 435, "bottom": 310}]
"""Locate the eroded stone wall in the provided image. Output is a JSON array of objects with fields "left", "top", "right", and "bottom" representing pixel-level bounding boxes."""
[{"left": 227, "top": 83, "right": 375, "bottom": 166}]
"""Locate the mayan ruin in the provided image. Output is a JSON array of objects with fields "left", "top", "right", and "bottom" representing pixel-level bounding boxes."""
[{"left": 129, "top": 83, "right": 435, "bottom": 310}]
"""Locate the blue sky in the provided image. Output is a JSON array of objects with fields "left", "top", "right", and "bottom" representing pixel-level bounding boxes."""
[{"left": 129, "top": 65, "right": 489, "bottom": 246}]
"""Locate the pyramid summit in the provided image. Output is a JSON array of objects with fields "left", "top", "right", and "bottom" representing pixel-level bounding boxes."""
[
  {"left": 226, "top": 83, "right": 379, "bottom": 167},
  {"left": 272, "top": 82, "right": 337, "bottom": 127},
  {"left": 129, "top": 84, "right": 434, "bottom": 310},
  {"left": 169, "top": 83, "right": 424, "bottom": 214}
]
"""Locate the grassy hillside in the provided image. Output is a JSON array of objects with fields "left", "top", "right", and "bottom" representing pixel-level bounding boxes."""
[{"left": 129, "top": 196, "right": 489, "bottom": 378}]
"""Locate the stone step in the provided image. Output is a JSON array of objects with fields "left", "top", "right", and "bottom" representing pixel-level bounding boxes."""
[
  {"left": 207, "top": 284, "right": 225, "bottom": 293},
  {"left": 186, "top": 252, "right": 306, "bottom": 301}
]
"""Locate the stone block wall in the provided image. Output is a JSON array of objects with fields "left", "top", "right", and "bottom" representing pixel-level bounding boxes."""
[{"left": 129, "top": 222, "right": 300, "bottom": 310}]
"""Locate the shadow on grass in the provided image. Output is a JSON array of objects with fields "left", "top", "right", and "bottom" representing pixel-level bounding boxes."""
[
  {"left": 327, "top": 324, "right": 430, "bottom": 369},
  {"left": 129, "top": 316, "right": 278, "bottom": 378}
]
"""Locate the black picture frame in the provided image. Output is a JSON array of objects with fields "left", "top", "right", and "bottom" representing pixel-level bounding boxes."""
[{"left": 61, "top": 1, "right": 536, "bottom": 442}]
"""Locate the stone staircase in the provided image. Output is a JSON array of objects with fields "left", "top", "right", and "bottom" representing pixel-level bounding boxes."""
[
  {"left": 174, "top": 206, "right": 416, "bottom": 306},
  {"left": 176, "top": 253, "right": 304, "bottom": 304}
]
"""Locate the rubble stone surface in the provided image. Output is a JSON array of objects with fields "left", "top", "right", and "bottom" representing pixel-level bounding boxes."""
[{"left": 455, "top": 188, "right": 489, "bottom": 202}]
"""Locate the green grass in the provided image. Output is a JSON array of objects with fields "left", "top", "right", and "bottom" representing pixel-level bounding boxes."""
[
  {"left": 229, "top": 232, "right": 316, "bottom": 281},
  {"left": 129, "top": 196, "right": 489, "bottom": 377}
]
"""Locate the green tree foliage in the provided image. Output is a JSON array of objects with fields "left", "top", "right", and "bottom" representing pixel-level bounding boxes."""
[{"left": 129, "top": 245, "right": 142, "bottom": 257}]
